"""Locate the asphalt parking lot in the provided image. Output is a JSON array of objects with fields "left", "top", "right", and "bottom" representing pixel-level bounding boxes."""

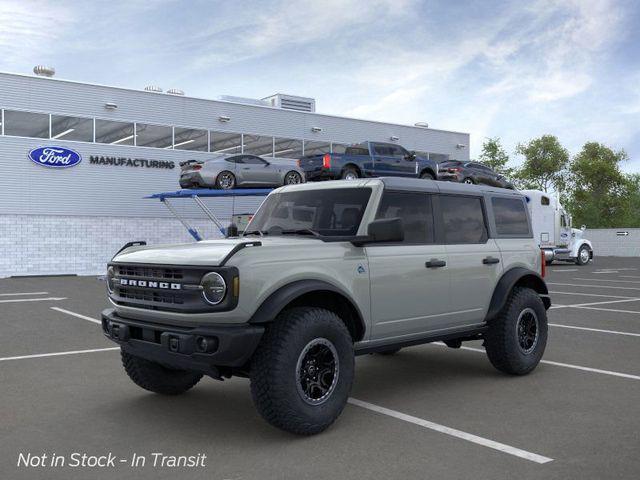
[{"left": 1, "top": 257, "right": 639, "bottom": 480}]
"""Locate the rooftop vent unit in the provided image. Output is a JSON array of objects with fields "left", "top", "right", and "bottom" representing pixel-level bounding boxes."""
[
  {"left": 33, "top": 65, "right": 55, "bottom": 77},
  {"left": 262, "top": 94, "right": 316, "bottom": 113},
  {"left": 144, "top": 85, "right": 163, "bottom": 93},
  {"left": 167, "top": 88, "right": 185, "bottom": 96},
  {"left": 219, "top": 95, "right": 270, "bottom": 107}
]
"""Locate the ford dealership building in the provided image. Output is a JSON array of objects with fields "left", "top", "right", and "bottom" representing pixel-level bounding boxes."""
[{"left": 0, "top": 70, "right": 470, "bottom": 277}]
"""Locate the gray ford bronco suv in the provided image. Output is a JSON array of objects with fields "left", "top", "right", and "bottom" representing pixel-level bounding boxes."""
[{"left": 102, "top": 178, "right": 551, "bottom": 435}]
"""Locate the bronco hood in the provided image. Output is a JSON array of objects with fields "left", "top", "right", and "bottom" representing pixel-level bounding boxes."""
[
  {"left": 112, "top": 239, "right": 249, "bottom": 266},
  {"left": 111, "top": 237, "right": 322, "bottom": 266}
]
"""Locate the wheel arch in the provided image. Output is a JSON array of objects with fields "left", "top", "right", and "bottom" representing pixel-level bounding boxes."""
[
  {"left": 249, "top": 280, "right": 366, "bottom": 342},
  {"left": 485, "top": 267, "right": 550, "bottom": 322},
  {"left": 571, "top": 239, "right": 593, "bottom": 258},
  {"left": 419, "top": 166, "right": 437, "bottom": 179},
  {"left": 342, "top": 163, "right": 362, "bottom": 177}
]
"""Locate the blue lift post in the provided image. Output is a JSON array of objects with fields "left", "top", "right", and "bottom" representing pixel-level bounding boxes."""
[{"left": 146, "top": 188, "right": 273, "bottom": 241}]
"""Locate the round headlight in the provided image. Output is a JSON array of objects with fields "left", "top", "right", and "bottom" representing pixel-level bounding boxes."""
[
  {"left": 201, "top": 272, "right": 227, "bottom": 305},
  {"left": 106, "top": 266, "right": 115, "bottom": 294}
]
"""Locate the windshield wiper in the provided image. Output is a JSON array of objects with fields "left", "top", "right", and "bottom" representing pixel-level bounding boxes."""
[
  {"left": 280, "top": 228, "right": 322, "bottom": 237},
  {"left": 243, "top": 230, "right": 266, "bottom": 237}
]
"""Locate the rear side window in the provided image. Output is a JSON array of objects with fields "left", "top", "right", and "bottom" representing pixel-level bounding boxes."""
[
  {"left": 345, "top": 146, "right": 369, "bottom": 156},
  {"left": 492, "top": 197, "right": 530, "bottom": 236},
  {"left": 440, "top": 195, "right": 488, "bottom": 244},
  {"left": 376, "top": 191, "right": 434, "bottom": 244}
]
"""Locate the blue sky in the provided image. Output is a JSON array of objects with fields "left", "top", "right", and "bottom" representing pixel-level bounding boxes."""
[{"left": 1, "top": 0, "right": 639, "bottom": 171}]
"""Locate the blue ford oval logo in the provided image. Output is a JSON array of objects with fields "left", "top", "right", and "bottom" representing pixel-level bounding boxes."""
[{"left": 28, "top": 146, "right": 82, "bottom": 168}]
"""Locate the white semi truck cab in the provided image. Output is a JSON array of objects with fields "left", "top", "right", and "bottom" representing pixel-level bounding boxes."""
[{"left": 521, "top": 190, "right": 593, "bottom": 266}]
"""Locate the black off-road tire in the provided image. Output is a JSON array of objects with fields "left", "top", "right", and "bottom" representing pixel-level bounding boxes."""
[
  {"left": 121, "top": 349, "right": 202, "bottom": 395},
  {"left": 484, "top": 287, "right": 547, "bottom": 375},
  {"left": 420, "top": 171, "right": 435, "bottom": 180},
  {"left": 250, "top": 307, "right": 355, "bottom": 435},
  {"left": 377, "top": 347, "right": 402, "bottom": 355},
  {"left": 341, "top": 167, "right": 360, "bottom": 180}
]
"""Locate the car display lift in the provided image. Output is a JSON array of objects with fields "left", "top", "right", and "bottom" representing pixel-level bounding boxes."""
[{"left": 146, "top": 188, "right": 272, "bottom": 241}]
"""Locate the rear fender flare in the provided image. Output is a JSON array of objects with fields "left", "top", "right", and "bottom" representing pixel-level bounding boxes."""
[{"left": 485, "top": 268, "right": 550, "bottom": 321}]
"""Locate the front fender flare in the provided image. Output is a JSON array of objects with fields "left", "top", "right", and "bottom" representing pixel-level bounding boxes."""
[{"left": 485, "top": 268, "right": 550, "bottom": 322}]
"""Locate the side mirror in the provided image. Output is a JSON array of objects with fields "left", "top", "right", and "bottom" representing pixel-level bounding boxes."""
[
  {"left": 404, "top": 151, "right": 416, "bottom": 161},
  {"left": 363, "top": 218, "right": 404, "bottom": 244},
  {"left": 581, "top": 225, "right": 586, "bottom": 231},
  {"left": 225, "top": 223, "right": 239, "bottom": 238}
]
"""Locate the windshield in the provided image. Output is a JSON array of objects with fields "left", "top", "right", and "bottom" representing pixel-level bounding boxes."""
[{"left": 245, "top": 188, "right": 372, "bottom": 237}]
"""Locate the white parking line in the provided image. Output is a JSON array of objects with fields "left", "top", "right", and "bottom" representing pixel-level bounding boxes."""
[
  {"left": 573, "top": 278, "right": 640, "bottom": 284},
  {"left": 0, "top": 292, "right": 49, "bottom": 296},
  {"left": 348, "top": 398, "right": 553, "bottom": 464},
  {"left": 0, "top": 347, "right": 119, "bottom": 362},
  {"left": 547, "top": 282, "right": 640, "bottom": 291},
  {"left": 549, "top": 291, "right": 637, "bottom": 299},
  {"left": 549, "top": 298, "right": 640, "bottom": 310},
  {"left": 549, "top": 323, "right": 640, "bottom": 337},
  {"left": 621, "top": 275, "right": 640, "bottom": 279},
  {"left": 550, "top": 269, "right": 578, "bottom": 272},
  {"left": 51, "top": 307, "right": 101, "bottom": 325},
  {"left": 592, "top": 271, "right": 619, "bottom": 274},
  {"left": 446, "top": 345, "right": 640, "bottom": 381},
  {"left": 571, "top": 305, "right": 640, "bottom": 315},
  {"left": 0, "top": 297, "right": 67, "bottom": 304}
]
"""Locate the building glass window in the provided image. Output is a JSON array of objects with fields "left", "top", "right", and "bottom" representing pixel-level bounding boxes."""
[
  {"left": 95, "top": 119, "right": 135, "bottom": 145},
  {"left": 3, "top": 110, "right": 49, "bottom": 138},
  {"left": 135, "top": 123, "right": 172, "bottom": 149},
  {"left": 274, "top": 137, "right": 303, "bottom": 158},
  {"left": 51, "top": 115, "right": 93, "bottom": 142},
  {"left": 303, "top": 140, "right": 331, "bottom": 156},
  {"left": 331, "top": 143, "right": 348, "bottom": 154},
  {"left": 429, "top": 153, "right": 449, "bottom": 163},
  {"left": 210, "top": 131, "right": 242, "bottom": 154},
  {"left": 173, "top": 127, "right": 208, "bottom": 151},
  {"left": 243, "top": 135, "right": 274, "bottom": 156}
]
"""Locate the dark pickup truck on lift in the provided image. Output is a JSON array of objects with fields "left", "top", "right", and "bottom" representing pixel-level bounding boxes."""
[{"left": 298, "top": 141, "right": 438, "bottom": 181}]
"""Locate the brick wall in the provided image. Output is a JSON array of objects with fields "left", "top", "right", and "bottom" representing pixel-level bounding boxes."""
[{"left": 0, "top": 215, "right": 226, "bottom": 278}]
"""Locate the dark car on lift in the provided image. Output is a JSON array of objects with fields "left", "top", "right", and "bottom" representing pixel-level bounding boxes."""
[
  {"left": 438, "top": 160, "right": 515, "bottom": 189},
  {"left": 298, "top": 141, "right": 438, "bottom": 182}
]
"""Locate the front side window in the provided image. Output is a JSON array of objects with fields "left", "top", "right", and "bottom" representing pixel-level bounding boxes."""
[
  {"left": 492, "top": 197, "right": 530, "bottom": 236},
  {"left": 243, "top": 155, "right": 267, "bottom": 165},
  {"left": 246, "top": 188, "right": 372, "bottom": 237},
  {"left": 541, "top": 196, "right": 550, "bottom": 206},
  {"left": 440, "top": 195, "right": 488, "bottom": 244},
  {"left": 376, "top": 191, "right": 434, "bottom": 244},
  {"left": 4, "top": 110, "right": 49, "bottom": 138}
]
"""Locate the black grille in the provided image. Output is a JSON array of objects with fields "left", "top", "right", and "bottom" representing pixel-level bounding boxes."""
[
  {"left": 115, "top": 265, "right": 184, "bottom": 280},
  {"left": 118, "top": 287, "right": 184, "bottom": 305}
]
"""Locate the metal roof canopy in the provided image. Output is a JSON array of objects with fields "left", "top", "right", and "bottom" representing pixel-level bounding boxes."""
[{"left": 146, "top": 188, "right": 272, "bottom": 241}]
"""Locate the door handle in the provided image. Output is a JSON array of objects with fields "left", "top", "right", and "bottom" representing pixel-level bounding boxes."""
[
  {"left": 482, "top": 256, "right": 500, "bottom": 265},
  {"left": 426, "top": 259, "right": 446, "bottom": 268}
]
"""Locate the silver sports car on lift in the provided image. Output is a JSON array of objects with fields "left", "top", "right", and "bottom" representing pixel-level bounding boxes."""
[{"left": 179, "top": 154, "right": 306, "bottom": 189}]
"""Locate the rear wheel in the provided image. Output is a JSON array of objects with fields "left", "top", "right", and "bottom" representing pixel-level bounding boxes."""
[
  {"left": 484, "top": 287, "right": 547, "bottom": 375},
  {"left": 341, "top": 167, "right": 359, "bottom": 180},
  {"left": 216, "top": 171, "right": 236, "bottom": 189},
  {"left": 420, "top": 171, "right": 435, "bottom": 180},
  {"left": 576, "top": 245, "right": 591, "bottom": 265},
  {"left": 250, "top": 307, "right": 354, "bottom": 435},
  {"left": 121, "top": 350, "right": 202, "bottom": 395},
  {"left": 284, "top": 171, "right": 303, "bottom": 185}
]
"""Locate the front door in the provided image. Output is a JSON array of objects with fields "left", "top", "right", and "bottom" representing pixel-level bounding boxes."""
[
  {"left": 366, "top": 190, "right": 453, "bottom": 341},
  {"left": 438, "top": 194, "right": 502, "bottom": 325}
]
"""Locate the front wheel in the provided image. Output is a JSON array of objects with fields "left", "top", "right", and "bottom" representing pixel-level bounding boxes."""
[
  {"left": 419, "top": 171, "right": 435, "bottom": 180},
  {"left": 121, "top": 350, "right": 202, "bottom": 395},
  {"left": 250, "top": 307, "right": 354, "bottom": 435},
  {"left": 216, "top": 171, "right": 236, "bottom": 189},
  {"left": 284, "top": 171, "right": 303, "bottom": 185},
  {"left": 484, "top": 287, "right": 547, "bottom": 375},
  {"left": 576, "top": 245, "right": 591, "bottom": 265}
]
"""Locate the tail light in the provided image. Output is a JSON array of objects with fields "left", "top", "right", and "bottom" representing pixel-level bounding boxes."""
[
  {"left": 447, "top": 167, "right": 461, "bottom": 173},
  {"left": 540, "top": 250, "right": 546, "bottom": 278},
  {"left": 322, "top": 153, "right": 331, "bottom": 169},
  {"left": 296, "top": 159, "right": 301, "bottom": 167}
]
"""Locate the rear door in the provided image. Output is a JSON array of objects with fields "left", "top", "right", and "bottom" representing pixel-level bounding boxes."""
[
  {"left": 367, "top": 190, "right": 452, "bottom": 341},
  {"left": 438, "top": 194, "right": 502, "bottom": 325}
]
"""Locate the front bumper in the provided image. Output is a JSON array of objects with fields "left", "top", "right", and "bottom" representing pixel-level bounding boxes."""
[{"left": 101, "top": 308, "right": 264, "bottom": 375}]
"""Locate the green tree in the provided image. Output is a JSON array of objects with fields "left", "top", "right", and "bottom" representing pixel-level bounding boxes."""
[
  {"left": 478, "top": 137, "right": 514, "bottom": 177},
  {"left": 565, "top": 142, "right": 639, "bottom": 228},
  {"left": 514, "top": 135, "right": 569, "bottom": 192}
]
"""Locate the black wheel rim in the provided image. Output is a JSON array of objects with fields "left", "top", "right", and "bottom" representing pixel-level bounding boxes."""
[
  {"left": 295, "top": 338, "right": 339, "bottom": 405},
  {"left": 516, "top": 307, "right": 539, "bottom": 354},
  {"left": 219, "top": 173, "right": 234, "bottom": 189},
  {"left": 285, "top": 172, "right": 301, "bottom": 184}
]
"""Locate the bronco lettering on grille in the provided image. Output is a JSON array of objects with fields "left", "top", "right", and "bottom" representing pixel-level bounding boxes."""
[{"left": 119, "top": 279, "right": 181, "bottom": 290}]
